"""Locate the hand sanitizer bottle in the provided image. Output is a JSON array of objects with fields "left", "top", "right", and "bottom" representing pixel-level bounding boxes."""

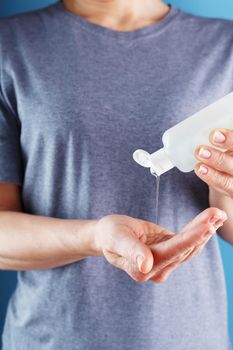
[{"left": 133, "top": 92, "right": 233, "bottom": 176}]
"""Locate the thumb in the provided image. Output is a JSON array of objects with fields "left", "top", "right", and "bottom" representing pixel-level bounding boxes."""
[
  {"left": 113, "top": 230, "right": 154, "bottom": 274},
  {"left": 136, "top": 247, "right": 154, "bottom": 274}
]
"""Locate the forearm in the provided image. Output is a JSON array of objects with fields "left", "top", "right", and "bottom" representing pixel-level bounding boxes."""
[
  {"left": 209, "top": 187, "right": 233, "bottom": 244},
  {"left": 0, "top": 211, "right": 99, "bottom": 271}
]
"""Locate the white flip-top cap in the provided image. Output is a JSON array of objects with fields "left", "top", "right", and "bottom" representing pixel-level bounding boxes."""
[
  {"left": 133, "top": 149, "right": 152, "bottom": 168},
  {"left": 150, "top": 148, "right": 174, "bottom": 175},
  {"left": 133, "top": 148, "right": 174, "bottom": 176}
]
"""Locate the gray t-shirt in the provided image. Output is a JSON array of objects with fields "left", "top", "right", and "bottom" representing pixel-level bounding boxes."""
[{"left": 0, "top": 2, "right": 233, "bottom": 349}]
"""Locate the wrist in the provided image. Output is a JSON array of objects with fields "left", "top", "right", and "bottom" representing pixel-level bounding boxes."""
[
  {"left": 64, "top": 219, "right": 101, "bottom": 259},
  {"left": 93, "top": 216, "right": 109, "bottom": 256},
  {"left": 81, "top": 219, "right": 101, "bottom": 257},
  {"left": 86, "top": 219, "right": 103, "bottom": 256}
]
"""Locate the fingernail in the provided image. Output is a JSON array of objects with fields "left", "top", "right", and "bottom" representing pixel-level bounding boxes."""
[
  {"left": 198, "top": 165, "right": 208, "bottom": 175},
  {"left": 213, "top": 131, "right": 226, "bottom": 143},
  {"left": 199, "top": 148, "right": 211, "bottom": 159},
  {"left": 218, "top": 212, "right": 228, "bottom": 222},
  {"left": 136, "top": 255, "right": 144, "bottom": 272},
  {"left": 221, "top": 212, "right": 228, "bottom": 221},
  {"left": 209, "top": 213, "right": 228, "bottom": 224}
]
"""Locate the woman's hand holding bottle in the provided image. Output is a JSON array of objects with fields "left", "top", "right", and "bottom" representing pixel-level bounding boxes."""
[{"left": 195, "top": 128, "right": 233, "bottom": 198}]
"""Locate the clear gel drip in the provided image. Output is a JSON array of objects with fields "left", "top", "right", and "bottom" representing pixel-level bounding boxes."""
[{"left": 150, "top": 169, "right": 160, "bottom": 224}]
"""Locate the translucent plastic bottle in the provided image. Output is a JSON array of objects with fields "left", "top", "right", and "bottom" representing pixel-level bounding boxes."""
[{"left": 133, "top": 92, "right": 233, "bottom": 176}]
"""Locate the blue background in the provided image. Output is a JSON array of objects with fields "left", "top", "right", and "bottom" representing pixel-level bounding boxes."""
[{"left": 0, "top": 0, "right": 232, "bottom": 348}]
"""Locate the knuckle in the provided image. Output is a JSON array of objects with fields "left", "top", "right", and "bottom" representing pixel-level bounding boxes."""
[
  {"left": 226, "top": 132, "right": 233, "bottom": 149},
  {"left": 213, "top": 172, "right": 225, "bottom": 188},
  {"left": 214, "top": 152, "right": 225, "bottom": 168},
  {"left": 219, "top": 175, "right": 232, "bottom": 191}
]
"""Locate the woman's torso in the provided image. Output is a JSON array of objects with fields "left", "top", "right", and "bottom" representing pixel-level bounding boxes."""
[{"left": 1, "top": 3, "right": 233, "bottom": 349}]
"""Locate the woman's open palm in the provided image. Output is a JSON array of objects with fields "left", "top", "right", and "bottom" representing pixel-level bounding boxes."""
[{"left": 95, "top": 208, "right": 227, "bottom": 283}]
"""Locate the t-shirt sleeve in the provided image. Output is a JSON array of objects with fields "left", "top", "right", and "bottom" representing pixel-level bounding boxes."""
[{"left": 0, "top": 86, "right": 23, "bottom": 186}]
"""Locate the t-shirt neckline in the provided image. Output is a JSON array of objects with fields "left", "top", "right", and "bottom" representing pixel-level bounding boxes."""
[{"left": 55, "top": 1, "right": 180, "bottom": 40}]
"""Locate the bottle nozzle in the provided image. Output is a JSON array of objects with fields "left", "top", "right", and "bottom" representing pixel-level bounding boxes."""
[{"left": 133, "top": 148, "right": 174, "bottom": 176}]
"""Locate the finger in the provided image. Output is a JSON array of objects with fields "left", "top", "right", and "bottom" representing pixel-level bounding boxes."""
[
  {"left": 150, "top": 227, "right": 208, "bottom": 277},
  {"left": 149, "top": 210, "right": 226, "bottom": 275},
  {"left": 151, "top": 237, "right": 208, "bottom": 283},
  {"left": 182, "top": 207, "right": 227, "bottom": 232},
  {"left": 195, "top": 163, "right": 233, "bottom": 197},
  {"left": 153, "top": 219, "right": 222, "bottom": 264},
  {"left": 150, "top": 212, "right": 223, "bottom": 283},
  {"left": 195, "top": 145, "right": 233, "bottom": 175},
  {"left": 154, "top": 238, "right": 205, "bottom": 273},
  {"left": 150, "top": 262, "right": 178, "bottom": 284},
  {"left": 182, "top": 243, "right": 205, "bottom": 262},
  {"left": 170, "top": 211, "right": 226, "bottom": 256},
  {"left": 209, "top": 129, "right": 233, "bottom": 151},
  {"left": 181, "top": 230, "right": 214, "bottom": 262},
  {"left": 110, "top": 229, "right": 154, "bottom": 274},
  {"left": 150, "top": 238, "right": 210, "bottom": 284}
]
